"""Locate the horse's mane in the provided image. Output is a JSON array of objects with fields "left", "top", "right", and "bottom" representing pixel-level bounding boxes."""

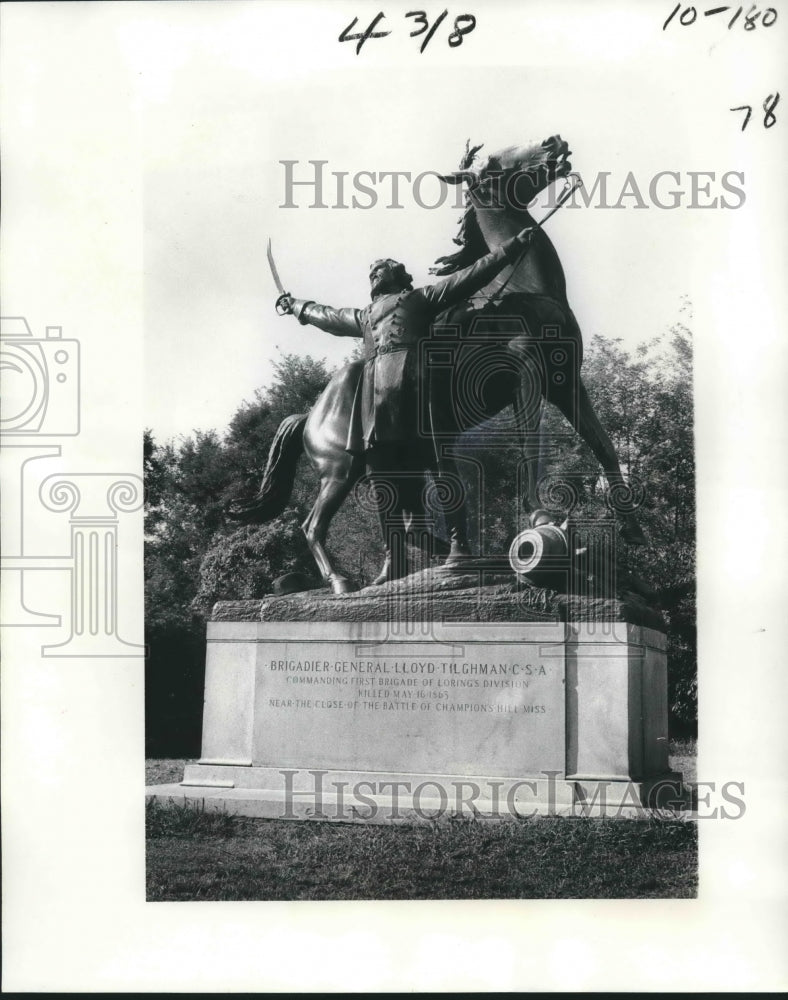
[
  {"left": 430, "top": 135, "right": 572, "bottom": 277},
  {"left": 429, "top": 140, "right": 488, "bottom": 277}
]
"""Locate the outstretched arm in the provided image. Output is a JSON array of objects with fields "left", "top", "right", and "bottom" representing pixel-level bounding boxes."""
[
  {"left": 280, "top": 296, "right": 363, "bottom": 338},
  {"left": 420, "top": 228, "right": 534, "bottom": 312}
]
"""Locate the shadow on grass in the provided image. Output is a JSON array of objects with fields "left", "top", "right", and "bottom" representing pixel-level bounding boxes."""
[{"left": 146, "top": 800, "right": 697, "bottom": 901}]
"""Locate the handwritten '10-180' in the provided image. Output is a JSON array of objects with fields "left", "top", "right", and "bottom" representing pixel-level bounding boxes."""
[{"left": 663, "top": 3, "right": 778, "bottom": 30}]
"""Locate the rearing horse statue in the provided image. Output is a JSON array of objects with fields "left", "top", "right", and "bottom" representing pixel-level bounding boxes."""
[{"left": 231, "top": 136, "right": 646, "bottom": 594}]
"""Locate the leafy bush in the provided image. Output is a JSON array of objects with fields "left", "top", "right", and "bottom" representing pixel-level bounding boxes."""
[{"left": 191, "top": 513, "right": 317, "bottom": 617}]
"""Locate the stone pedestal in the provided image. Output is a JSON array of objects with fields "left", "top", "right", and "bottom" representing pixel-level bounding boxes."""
[{"left": 146, "top": 570, "right": 684, "bottom": 821}]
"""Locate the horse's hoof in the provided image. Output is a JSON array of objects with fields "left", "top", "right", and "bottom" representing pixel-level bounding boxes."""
[
  {"left": 330, "top": 576, "right": 357, "bottom": 595},
  {"left": 443, "top": 544, "right": 473, "bottom": 569},
  {"left": 370, "top": 559, "right": 391, "bottom": 586}
]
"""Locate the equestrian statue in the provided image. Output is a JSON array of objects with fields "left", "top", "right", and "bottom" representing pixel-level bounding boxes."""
[{"left": 230, "top": 136, "right": 647, "bottom": 594}]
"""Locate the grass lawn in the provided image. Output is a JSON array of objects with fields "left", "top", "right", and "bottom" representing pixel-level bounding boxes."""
[{"left": 146, "top": 742, "right": 697, "bottom": 901}]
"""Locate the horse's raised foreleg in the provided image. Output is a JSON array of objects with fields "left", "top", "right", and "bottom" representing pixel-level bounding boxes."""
[
  {"left": 556, "top": 379, "right": 647, "bottom": 545},
  {"left": 302, "top": 474, "right": 360, "bottom": 594}
]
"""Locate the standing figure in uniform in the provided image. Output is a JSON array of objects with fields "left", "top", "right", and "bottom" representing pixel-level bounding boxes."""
[{"left": 279, "top": 226, "right": 533, "bottom": 585}]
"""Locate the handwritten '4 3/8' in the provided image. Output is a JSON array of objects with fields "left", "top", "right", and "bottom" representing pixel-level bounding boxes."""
[{"left": 340, "top": 10, "right": 476, "bottom": 54}]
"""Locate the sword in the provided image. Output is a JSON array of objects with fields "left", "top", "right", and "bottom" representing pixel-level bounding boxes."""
[{"left": 266, "top": 238, "right": 291, "bottom": 315}]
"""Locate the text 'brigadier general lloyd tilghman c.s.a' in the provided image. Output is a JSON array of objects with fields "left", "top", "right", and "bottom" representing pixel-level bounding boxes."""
[{"left": 278, "top": 225, "right": 534, "bottom": 585}]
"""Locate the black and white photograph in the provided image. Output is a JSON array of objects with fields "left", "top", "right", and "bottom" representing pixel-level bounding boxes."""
[{"left": 2, "top": 0, "right": 786, "bottom": 992}]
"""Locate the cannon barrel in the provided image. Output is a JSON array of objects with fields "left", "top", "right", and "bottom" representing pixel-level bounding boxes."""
[{"left": 508, "top": 524, "right": 569, "bottom": 578}]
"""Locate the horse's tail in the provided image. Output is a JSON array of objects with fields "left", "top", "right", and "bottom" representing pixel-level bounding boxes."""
[{"left": 227, "top": 413, "right": 307, "bottom": 524}]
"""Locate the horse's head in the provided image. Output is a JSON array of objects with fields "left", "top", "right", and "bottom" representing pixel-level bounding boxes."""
[{"left": 440, "top": 135, "right": 572, "bottom": 209}]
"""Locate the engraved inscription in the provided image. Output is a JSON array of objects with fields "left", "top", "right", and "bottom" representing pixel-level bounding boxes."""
[
  {"left": 255, "top": 641, "right": 565, "bottom": 775},
  {"left": 266, "top": 657, "right": 552, "bottom": 715}
]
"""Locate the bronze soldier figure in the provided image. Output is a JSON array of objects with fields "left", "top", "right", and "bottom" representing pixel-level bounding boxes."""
[{"left": 279, "top": 227, "right": 534, "bottom": 584}]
